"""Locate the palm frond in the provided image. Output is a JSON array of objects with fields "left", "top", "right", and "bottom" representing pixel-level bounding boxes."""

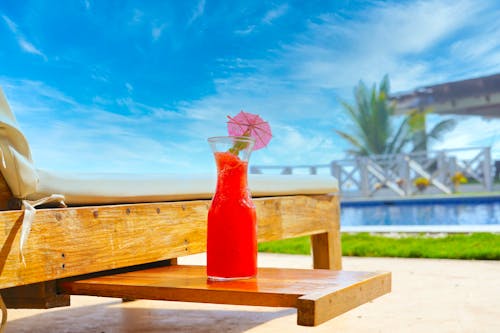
[
  {"left": 387, "top": 116, "right": 411, "bottom": 155},
  {"left": 427, "top": 119, "right": 457, "bottom": 140},
  {"left": 335, "top": 130, "right": 364, "bottom": 148}
]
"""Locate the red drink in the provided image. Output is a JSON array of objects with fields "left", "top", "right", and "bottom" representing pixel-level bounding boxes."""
[{"left": 207, "top": 150, "right": 257, "bottom": 280}]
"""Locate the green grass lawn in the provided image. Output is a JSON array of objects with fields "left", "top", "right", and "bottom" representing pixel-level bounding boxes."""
[{"left": 258, "top": 232, "right": 500, "bottom": 260}]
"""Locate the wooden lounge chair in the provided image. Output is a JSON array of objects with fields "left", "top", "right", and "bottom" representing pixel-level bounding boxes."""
[{"left": 0, "top": 88, "right": 390, "bottom": 328}]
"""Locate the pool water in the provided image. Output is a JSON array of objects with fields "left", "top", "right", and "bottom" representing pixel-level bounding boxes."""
[{"left": 341, "top": 200, "right": 500, "bottom": 226}]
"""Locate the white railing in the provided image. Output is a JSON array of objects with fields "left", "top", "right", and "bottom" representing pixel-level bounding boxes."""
[{"left": 251, "top": 147, "right": 495, "bottom": 197}]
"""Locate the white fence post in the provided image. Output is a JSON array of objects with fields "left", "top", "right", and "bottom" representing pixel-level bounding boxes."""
[
  {"left": 358, "top": 157, "right": 370, "bottom": 196},
  {"left": 398, "top": 154, "right": 411, "bottom": 195},
  {"left": 483, "top": 147, "right": 493, "bottom": 191}
]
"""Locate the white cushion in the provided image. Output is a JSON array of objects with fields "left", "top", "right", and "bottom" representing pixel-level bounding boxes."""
[
  {"left": 0, "top": 87, "right": 39, "bottom": 198},
  {"left": 31, "top": 169, "right": 338, "bottom": 205}
]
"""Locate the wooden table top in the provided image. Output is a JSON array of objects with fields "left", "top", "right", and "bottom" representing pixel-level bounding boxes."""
[{"left": 59, "top": 265, "right": 391, "bottom": 326}]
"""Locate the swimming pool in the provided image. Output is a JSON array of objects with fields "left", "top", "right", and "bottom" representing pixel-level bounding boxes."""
[{"left": 340, "top": 195, "right": 500, "bottom": 232}]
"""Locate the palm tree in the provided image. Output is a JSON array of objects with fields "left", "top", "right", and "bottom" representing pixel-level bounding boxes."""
[
  {"left": 336, "top": 75, "right": 456, "bottom": 156},
  {"left": 336, "top": 75, "right": 411, "bottom": 156}
]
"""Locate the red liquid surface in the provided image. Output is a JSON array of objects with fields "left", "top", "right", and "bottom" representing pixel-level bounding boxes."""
[{"left": 207, "top": 151, "right": 257, "bottom": 279}]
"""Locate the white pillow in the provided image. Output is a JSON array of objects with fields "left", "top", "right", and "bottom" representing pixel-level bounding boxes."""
[{"left": 0, "top": 88, "right": 38, "bottom": 198}]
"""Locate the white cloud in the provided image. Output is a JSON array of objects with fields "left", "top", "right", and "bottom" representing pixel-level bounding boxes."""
[
  {"left": 18, "top": 39, "right": 47, "bottom": 59},
  {"left": 234, "top": 25, "right": 256, "bottom": 35},
  {"left": 286, "top": 0, "right": 489, "bottom": 92},
  {"left": 1, "top": 14, "right": 17, "bottom": 32},
  {"left": 89, "top": 65, "right": 111, "bottom": 82},
  {"left": 262, "top": 4, "right": 289, "bottom": 24},
  {"left": 234, "top": 3, "right": 289, "bottom": 35},
  {"left": 188, "top": 0, "right": 206, "bottom": 25},
  {"left": 451, "top": 36, "right": 498, "bottom": 62},
  {"left": 0, "top": 78, "right": 77, "bottom": 108},
  {"left": 448, "top": 15, "right": 500, "bottom": 75},
  {"left": 433, "top": 117, "right": 500, "bottom": 155},
  {"left": 131, "top": 9, "right": 144, "bottom": 24},
  {"left": 1, "top": 14, "right": 47, "bottom": 60},
  {"left": 152, "top": 23, "right": 167, "bottom": 41},
  {"left": 125, "top": 82, "right": 133, "bottom": 93},
  {"left": 92, "top": 95, "right": 112, "bottom": 105}
]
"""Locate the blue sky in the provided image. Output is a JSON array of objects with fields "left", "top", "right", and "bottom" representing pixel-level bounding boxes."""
[{"left": 1, "top": 0, "right": 499, "bottom": 174}]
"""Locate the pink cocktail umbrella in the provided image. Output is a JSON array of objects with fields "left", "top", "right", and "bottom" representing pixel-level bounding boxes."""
[{"left": 227, "top": 111, "right": 272, "bottom": 150}]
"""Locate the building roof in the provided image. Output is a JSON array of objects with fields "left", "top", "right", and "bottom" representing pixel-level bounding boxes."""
[{"left": 391, "top": 73, "right": 500, "bottom": 118}]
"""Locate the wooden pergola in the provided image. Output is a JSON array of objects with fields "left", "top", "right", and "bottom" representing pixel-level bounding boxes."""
[{"left": 391, "top": 73, "right": 500, "bottom": 118}]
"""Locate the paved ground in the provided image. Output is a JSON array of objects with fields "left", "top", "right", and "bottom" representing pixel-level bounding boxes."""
[{"left": 5, "top": 253, "right": 500, "bottom": 333}]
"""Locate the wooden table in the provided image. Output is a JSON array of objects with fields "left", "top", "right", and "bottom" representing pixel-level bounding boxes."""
[{"left": 59, "top": 265, "right": 391, "bottom": 326}]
